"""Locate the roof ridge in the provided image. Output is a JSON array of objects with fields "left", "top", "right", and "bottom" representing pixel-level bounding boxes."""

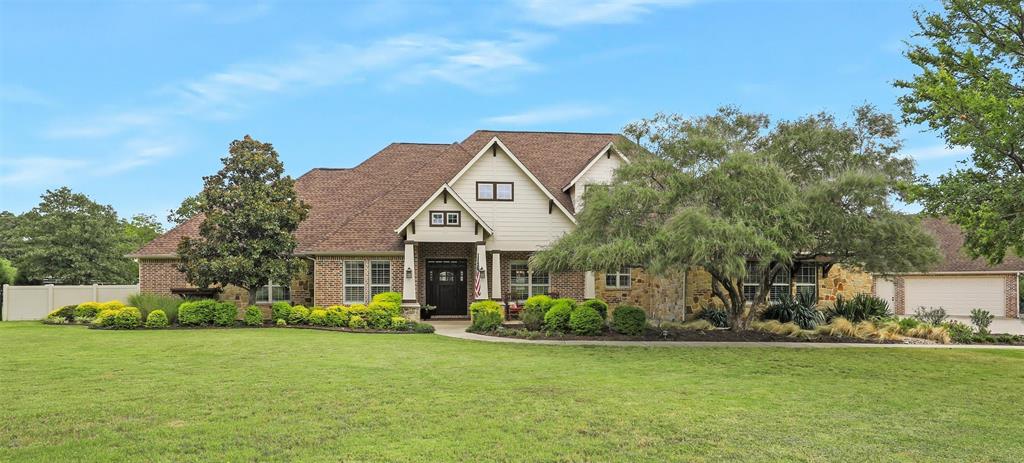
[{"left": 473, "top": 129, "right": 620, "bottom": 136}]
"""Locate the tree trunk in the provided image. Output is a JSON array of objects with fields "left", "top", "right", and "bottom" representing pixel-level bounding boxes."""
[{"left": 247, "top": 287, "right": 257, "bottom": 307}]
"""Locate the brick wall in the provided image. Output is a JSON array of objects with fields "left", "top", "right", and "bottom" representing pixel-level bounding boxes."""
[
  {"left": 139, "top": 259, "right": 191, "bottom": 295},
  {"left": 1005, "top": 274, "right": 1020, "bottom": 318},
  {"left": 313, "top": 255, "right": 403, "bottom": 307}
]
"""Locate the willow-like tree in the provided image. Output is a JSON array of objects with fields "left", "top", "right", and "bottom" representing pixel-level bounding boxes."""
[
  {"left": 177, "top": 136, "right": 309, "bottom": 305},
  {"left": 532, "top": 107, "right": 940, "bottom": 329},
  {"left": 896, "top": 0, "right": 1024, "bottom": 263}
]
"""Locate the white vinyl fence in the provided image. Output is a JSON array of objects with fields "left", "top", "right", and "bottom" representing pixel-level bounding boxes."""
[{"left": 1, "top": 284, "right": 139, "bottom": 321}]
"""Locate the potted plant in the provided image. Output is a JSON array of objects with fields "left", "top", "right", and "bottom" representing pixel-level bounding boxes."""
[{"left": 420, "top": 304, "right": 436, "bottom": 320}]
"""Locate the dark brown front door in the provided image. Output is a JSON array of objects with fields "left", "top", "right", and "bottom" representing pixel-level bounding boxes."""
[{"left": 426, "top": 259, "right": 467, "bottom": 316}]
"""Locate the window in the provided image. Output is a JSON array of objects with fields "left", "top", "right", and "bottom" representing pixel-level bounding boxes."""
[
  {"left": 795, "top": 265, "right": 817, "bottom": 301},
  {"left": 370, "top": 261, "right": 391, "bottom": 297},
  {"left": 742, "top": 263, "right": 791, "bottom": 303},
  {"left": 255, "top": 280, "right": 290, "bottom": 304},
  {"left": 510, "top": 261, "right": 548, "bottom": 301},
  {"left": 429, "top": 210, "right": 460, "bottom": 227},
  {"left": 605, "top": 267, "right": 631, "bottom": 289},
  {"left": 477, "top": 182, "right": 513, "bottom": 201},
  {"left": 344, "top": 261, "right": 365, "bottom": 304}
]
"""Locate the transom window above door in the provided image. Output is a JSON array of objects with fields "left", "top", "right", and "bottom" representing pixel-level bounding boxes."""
[{"left": 476, "top": 182, "right": 513, "bottom": 201}]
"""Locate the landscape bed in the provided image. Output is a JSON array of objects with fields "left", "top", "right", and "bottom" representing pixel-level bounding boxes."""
[{"left": 3, "top": 321, "right": 1023, "bottom": 462}]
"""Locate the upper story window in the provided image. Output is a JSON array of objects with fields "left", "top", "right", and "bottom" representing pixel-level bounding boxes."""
[
  {"left": 429, "top": 211, "right": 461, "bottom": 227},
  {"left": 477, "top": 182, "right": 513, "bottom": 201},
  {"left": 605, "top": 267, "right": 631, "bottom": 289}
]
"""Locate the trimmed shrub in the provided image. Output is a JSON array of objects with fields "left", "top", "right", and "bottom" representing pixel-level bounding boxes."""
[
  {"left": 543, "top": 301, "right": 574, "bottom": 333},
  {"left": 469, "top": 310, "right": 503, "bottom": 332},
  {"left": 390, "top": 316, "right": 409, "bottom": 330},
  {"left": 610, "top": 305, "right": 646, "bottom": 336},
  {"left": 520, "top": 304, "right": 547, "bottom": 331},
  {"left": 580, "top": 299, "right": 609, "bottom": 320},
  {"left": 551, "top": 298, "right": 577, "bottom": 311},
  {"left": 245, "top": 306, "right": 263, "bottom": 326},
  {"left": 271, "top": 302, "right": 292, "bottom": 322},
  {"left": 308, "top": 308, "right": 329, "bottom": 326},
  {"left": 145, "top": 310, "right": 169, "bottom": 328},
  {"left": 348, "top": 315, "right": 368, "bottom": 329},
  {"left": 697, "top": 305, "right": 729, "bottom": 328},
  {"left": 470, "top": 300, "right": 505, "bottom": 320},
  {"left": 371, "top": 291, "right": 403, "bottom": 306},
  {"left": 178, "top": 299, "right": 218, "bottom": 326},
  {"left": 100, "top": 300, "right": 125, "bottom": 312},
  {"left": 325, "top": 306, "right": 348, "bottom": 327},
  {"left": 913, "top": 306, "right": 947, "bottom": 325},
  {"left": 211, "top": 301, "right": 237, "bottom": 326},
  {"left": 369, "top": 300, "right": 401, "bottom": 316},
  {"left": 74, "top": 302, "right": 102, "bottom": 320},
  {"left": 365, "top": 307, "right": 392, "bottom": 329},
  {"left": 128, "top": 293, "right": 182, "bottom": 323},
  {"left": 276, "top": 318, "right": 287, "bottom": 326},
  {"left": 524, "top": 294, "right": 554, "bottom": 312},
  {"left": 969, "top": 309, "right": 994, "bottom": 335},
  {"left": 412, "top": 322, "right": 435, "bottom": 333},
  {"left": 288, "top": 305, "right": 310, "bottom": 325},
  {"left": 569, "top": 305, "right": 604, "bottom": 336},
  {"left": 47, "top": 305, "right": 77, "bottom": 322},
  {"left": 113, "top": 307, "right": 142, "bottom": 329}
]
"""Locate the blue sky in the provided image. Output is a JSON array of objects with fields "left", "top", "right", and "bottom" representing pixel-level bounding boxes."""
[{"left": 1, "top": 0, "right": 962, "bottom": 224}]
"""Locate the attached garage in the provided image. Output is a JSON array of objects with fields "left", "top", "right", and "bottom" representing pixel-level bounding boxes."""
[{"left": 903, "top": 275, "right": 1006, "bottom": 316}]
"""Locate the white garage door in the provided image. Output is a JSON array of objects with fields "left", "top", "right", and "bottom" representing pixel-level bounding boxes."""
[{"left": 904, "top": 276, "right": 1005, "bottom": 317}]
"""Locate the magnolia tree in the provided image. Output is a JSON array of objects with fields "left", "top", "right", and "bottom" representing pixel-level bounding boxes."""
[
  {"left": 532, "top": 107, "right": 940, "bottom": 329},
  {"left": 177, "top": 136, "right": 309, "bottom": 306}
]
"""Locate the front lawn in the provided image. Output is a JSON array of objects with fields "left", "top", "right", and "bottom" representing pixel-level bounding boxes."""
[{"left": 2, "top": 323, "right": 1022, "bottom": 462}]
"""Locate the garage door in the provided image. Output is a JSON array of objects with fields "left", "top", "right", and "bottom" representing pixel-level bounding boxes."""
[{"left": 904, "top": 276, "right": 1005, "bottom": 317}]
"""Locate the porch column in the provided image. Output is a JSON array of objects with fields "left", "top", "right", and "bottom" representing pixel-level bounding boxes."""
[
  {"left": 491, "top": 252, "right": 502, "bottom": 300},
  {"left": 401, "top": 241, "right": 417, "bottom": 307},
  {"left": 584, "top": 271, "right": 596, "bottom": 299},
  {"left": 475, "top": 242, "right": 489, "bottom": 300}
]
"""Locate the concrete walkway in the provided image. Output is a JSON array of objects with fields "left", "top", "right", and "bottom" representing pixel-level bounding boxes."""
[{"left": 428, "top": 320, "right": 1024, "bottom": 349}]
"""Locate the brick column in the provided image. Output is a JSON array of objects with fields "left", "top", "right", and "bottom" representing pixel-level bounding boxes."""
[
  {"left": 894, "top": 276, "right": 906, "bottom": 315},
  {"left": 1006, "top": 274, "right": 1020, "bottom": 318}
]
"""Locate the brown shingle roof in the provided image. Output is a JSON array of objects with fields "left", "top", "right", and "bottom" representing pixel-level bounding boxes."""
[
  {"left": 920, "top": 217, "right": 1024, "bottom": 273},
  {"left": 132, "top": 131, "right": 617, "bottom": 256}
]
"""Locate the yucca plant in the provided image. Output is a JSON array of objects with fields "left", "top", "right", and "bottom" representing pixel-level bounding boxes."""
[
  {"left": 825, "top": 294, "right": 891, "bottom": 322},
  {"left": 761, "top": 294, "right": 824, "bottom": 330},
  {"left": 697, "top": 304, "right": 730, "bottom": 328}
]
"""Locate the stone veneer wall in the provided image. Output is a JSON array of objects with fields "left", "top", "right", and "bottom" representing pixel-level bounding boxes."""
[
  {"left": 596, "top": 267, "right": 687, "bottom": 321},
  {"left": 313, "top": 255, "right": 404, "bottom": 308},
  {"left": 818, "top": 265, "right": 873, "bottom": 303}
]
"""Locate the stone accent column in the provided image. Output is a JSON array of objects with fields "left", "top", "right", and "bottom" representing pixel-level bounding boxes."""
[
  {"left": 402, "top": 242, "right": 417, "bottom": 309},
  {"left": 490, "top": 252, "right": 502, "bottom": 300},
  {"left": 584, "top": 271, "right": 596, "bottom": 299},
  {"left": 475, "top": 242, "right": 489, "bottom": 300}
]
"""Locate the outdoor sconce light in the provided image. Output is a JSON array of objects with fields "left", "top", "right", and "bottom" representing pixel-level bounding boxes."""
[
  {"left": 405, "top": 267, "right": 412, "bottom": 279},
  {"left": 479, "top": 266, "right": 486, "bottom": 274}
]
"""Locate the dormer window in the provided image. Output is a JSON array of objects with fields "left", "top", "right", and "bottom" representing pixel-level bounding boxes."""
[{"left": 477, "top": 182, "right": 513, "bottom": 201}]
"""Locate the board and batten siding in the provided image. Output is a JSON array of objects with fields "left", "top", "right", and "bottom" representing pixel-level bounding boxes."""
[
  {"left": 571, "top": 153, "right": 623, "bottom": 211},
  {"left": 408, "top": 193, "right": 482, "bottom": 242},
  {"left": 450, "top": 146, "right": 575, "bottom": 251}
]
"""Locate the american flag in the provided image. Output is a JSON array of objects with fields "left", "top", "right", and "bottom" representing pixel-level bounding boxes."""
[{"left": 474, "top": 269, "right": 481, "bottom": 298}]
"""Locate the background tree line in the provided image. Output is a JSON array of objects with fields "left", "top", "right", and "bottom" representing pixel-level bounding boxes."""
[{"left": 0, "top": 187, "right": 164, "bottom": 285}]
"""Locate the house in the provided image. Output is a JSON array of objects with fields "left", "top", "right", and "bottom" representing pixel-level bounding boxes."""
[{"left": 131, "top": 130, "right": 1022, "bottom": 321}]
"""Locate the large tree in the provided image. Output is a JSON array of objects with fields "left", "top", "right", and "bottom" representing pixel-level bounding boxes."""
[
  {"left": 177, "top": 135, "right": 309, "bottom": 305},
  {"left": 532, "top": 107, "right": 940, "bottom": 329},
  {"left": 896, "top": 0, "right": 1024, "bottom": 263}
]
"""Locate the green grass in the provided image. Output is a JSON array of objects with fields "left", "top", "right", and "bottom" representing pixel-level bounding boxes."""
[{"left": 2, "top": 322, "right": 1022, "bottom": 462}]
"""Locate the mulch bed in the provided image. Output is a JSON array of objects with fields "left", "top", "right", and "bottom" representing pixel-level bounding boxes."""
[
  {"left": 484, "top": 327, "right": 894, "bottom": 343},
  {"left": 53, "top": 322, "right": 425, "bottom": 334}
]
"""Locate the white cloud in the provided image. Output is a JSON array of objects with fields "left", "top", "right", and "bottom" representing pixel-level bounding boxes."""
[
  {"left": 0, "top": 84, "right": 54, "bottom": 106},
  {"left": 518, "top": 0, "right": 697, "bottom": 27},
  {"left": 901, "top": 144, "right": 972, "bottom": 161},
  {"left": 0, "top": 157, "right": 89, "bottom": 185},
  {"left": 102, "top": 140, "right": 181, "bottom": 174},
  {"left": 45, "top": 111, "right": 161, "bottom": 139},
  {"left": 484, "top": 103, "right": 609, "bottom": 126}
]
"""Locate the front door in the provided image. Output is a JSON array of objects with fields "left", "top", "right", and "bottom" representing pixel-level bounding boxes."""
[{"left": 426, "top": 259, "right": 468, "bottom": 316}]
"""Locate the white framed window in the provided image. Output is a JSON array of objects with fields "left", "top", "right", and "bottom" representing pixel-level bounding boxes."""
[
  {"left": 605, "top": 267, "right": 631, "bottom": 289},
  {"left": 477, "top": 182, "right": 513, "bottom": 201},
  {"left": 770, "top": 270, "right": 791, "bottom": 303},
  {"left": 496, "top": 183, "right": 513, "bottom": 200},
  {"left": 445, "top": 212, "right": 460, "bottom": 226},
  {"left": 510, "top": 260, "right": 549, "bottom": 302},
  {"left": 344, "top": 260, "right": 365, "bottom": 304},
  {"left": 370, "top": 260, "right": 391, "bottom": 297},
  {"left": 477, "top": 182, "right": 494, "bottom": 200},
  {"left": 255, "top": 279, "right": 290, "bottom": 304},
  {"left": 795, "top": 265, "right": 817, "bottom": 301},
  {"left": 743, "top": 263, "right": 790, "bottom": 303},
  {"left": 430, "top": 212, "right": 445, "bottom": 226}
]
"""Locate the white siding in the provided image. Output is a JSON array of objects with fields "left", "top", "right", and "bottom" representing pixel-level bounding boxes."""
[
  {"left": 572, "top": 153, "right": 624, "bottom": 211},
  {"left": 904, "top": 276, "right": 1006, "bottom": 317},
  {"left": 408, "top": 193, "right": 481, "bottom": 243},
  {"left": 451, "top": 146, "right": 575, "bottom": 251}
]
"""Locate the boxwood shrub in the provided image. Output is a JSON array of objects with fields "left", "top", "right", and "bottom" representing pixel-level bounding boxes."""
[
  {"left": 543, "top": 300, "right": 574, "bottom": 333},
  {"left": 271, "top": 301, "right": 292, "bottom": 322},
  {"left": 178, "top": 299, "right": 218, "bottom": 326},
  {"left": 325, "top": 306, "right": 348, "bottom": 327},
  {"left": 47, "top": 305, "right": 77, "bottom": 322},
  {"left": 348, "top": 315, "right": 367, "bottom": 329},
  {"left": 211, "top": 301, "right": 237, "bottom": 326},
  {"left": 390, "top": 316, "right": 409, "bottom": 330},
  {"left": 244, "top": 306, "right": 263, "bottom": 326},
  {"left": 579, "top": 299, "right": 609, "bottom": 320},
  {"left": 74, "top": 302, "right": 102, "bottom": 320},
  {"left": 469, "top": 300, "right": 504, "bottom": 320},
  {"left": 569, "top": 305, "right": 604, "bottom": 335},
  {"left": 611, "top": 305, "right": 646, "bottom": 336},
  {"left": 288, "top": 305, "right": 310, "bottom": 325},
  {"left": 145, "top": 309, "right": 169, "bottom": 328},
  {"left": 371, "top": 291, "right": 403, "bottom": 306},
  {"left": 469, "top": 310, "right": 503, "bottom": 332},
  {"left": 113, "top": 307, "right": 142, "bottom": 329},
  {"left": 521, "top": 295, "right": 554, "bottom": 331}
]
